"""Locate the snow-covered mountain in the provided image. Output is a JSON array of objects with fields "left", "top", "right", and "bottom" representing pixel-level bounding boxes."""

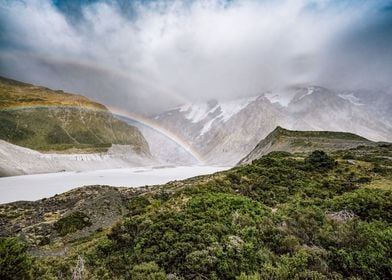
[{"left": 152, "top": 86, "right": 392, "bottom": 165}]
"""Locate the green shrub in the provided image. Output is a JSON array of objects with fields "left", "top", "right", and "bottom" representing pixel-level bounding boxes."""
[
  {"left": 305, "top": 151, "right": 336, "bottom": 171},
  {"left": 326, "top": 221, "right": 392, "bottom": 279},
  {"left": 329, "top": 189, "right": 392, "bottom": 222},
  {"left": 127, "top": 196, "right": 151, "bottom": 215},
  {"left": 130, "top": 262, "right": 167, "bottom": 280},
  {"left": 0, "top": 237, "right": 32, "bottom": 280},
  {"left": 54, "top": 211, "right": 92, "bottom": 236}
]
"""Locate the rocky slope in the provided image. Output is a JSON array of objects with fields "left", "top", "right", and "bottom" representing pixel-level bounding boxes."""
[
  {"left": 153, "top": 86, "right": 392, "bottom": 165},
  {"left": 238, "top": 126, "right": 375, "bottom": 165},
  {"left": 0, "top": 185, "right": 143, "bottom": 247},
  {"left": 0, "top": 76, "right": 150, "bottom": 154}
]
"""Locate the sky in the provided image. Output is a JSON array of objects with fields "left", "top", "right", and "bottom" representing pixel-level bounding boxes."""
[{"left": 0, "top": 0, "right": 391, "bottom": 114}]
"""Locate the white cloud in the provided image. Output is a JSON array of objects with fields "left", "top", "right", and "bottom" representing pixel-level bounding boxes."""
[{"left": 0, "top": 0, "right": 389, "bottom": 113}]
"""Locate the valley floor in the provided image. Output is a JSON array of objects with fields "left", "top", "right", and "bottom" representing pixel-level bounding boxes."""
[{"left": 0, "top": 166, "right": 226, "bottom": 204}]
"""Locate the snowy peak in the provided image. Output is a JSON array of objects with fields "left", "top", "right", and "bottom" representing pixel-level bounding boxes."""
[
  {"left": 177, "top": 96, "right": 258, "bottom": 125},
  {"left": 264, "top": 92, "right": 294, "bottom": 107},
  {"left": 179, "top": 99, "right": 220, "bottom": 123},
  {"left": 263, "top": 86, "right": 321, "bottom": 107}
]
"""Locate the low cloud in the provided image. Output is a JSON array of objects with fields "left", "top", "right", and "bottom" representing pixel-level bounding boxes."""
[{"left": 0, "top": 0, "right": 391, "bottom": 114}]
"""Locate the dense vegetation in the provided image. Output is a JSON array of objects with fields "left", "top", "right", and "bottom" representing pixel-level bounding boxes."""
[
  {"left": 0, "top": 237, "right": 32, "bottom": 280},
  {"left": 54, "top": 211, "right": 92, "bottom": 236},
  {"left": 4, "top": 145, "right": 392, "bottom": 279}
]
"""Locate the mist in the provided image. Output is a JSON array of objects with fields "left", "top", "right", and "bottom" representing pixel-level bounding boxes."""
[{"left": 0, "top": 0, "right": 391, "bottom": 114}]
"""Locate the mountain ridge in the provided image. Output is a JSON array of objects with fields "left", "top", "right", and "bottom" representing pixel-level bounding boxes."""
[
  {"left": 152, "top": 86, "right": 392, "bottom": 165},
  {"left": 238, "top": 126, "right": 375, "bottom": 165}
]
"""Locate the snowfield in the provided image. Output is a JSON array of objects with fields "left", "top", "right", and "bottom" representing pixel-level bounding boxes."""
[{"left": 0, "top": 166, "right": 226, "bottom": 204}]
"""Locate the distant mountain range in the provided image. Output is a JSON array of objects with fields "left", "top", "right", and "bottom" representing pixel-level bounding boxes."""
[
  {"left": 153, "top": 86, "right": 392, "bottom": 165},
  {"left": 1, "top": 76, "right": 391, "bottom": 171}
]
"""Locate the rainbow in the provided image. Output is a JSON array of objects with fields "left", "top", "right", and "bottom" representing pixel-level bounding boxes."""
[
  {"left": 1, "top": 50, "right": 204, "bottom": 162},
  {"left": 2, "top": 104, "right": 204, "bottom": 164},
  {"left": 108, "top": 107, "right": 204, "bottom": 164}
]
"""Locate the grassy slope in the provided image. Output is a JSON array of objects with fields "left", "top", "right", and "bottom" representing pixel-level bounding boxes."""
[
  {"left": 0, "top": 76, "right": 149, "bottom": 153},
  {"left": 1, "top": 143, "right": 391, "bottom": 279},
  {"left": 239, "top": 126, "right": 374, "bottom": 165},
  {"left": 0, "top": 76, "right": 106, "bottom": 110}
]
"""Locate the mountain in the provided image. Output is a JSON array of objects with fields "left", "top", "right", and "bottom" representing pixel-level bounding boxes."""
[
  {"left": 153, "top": 86, "right": 392, "bottom": 165},
  {"left": 238, "top": 126, "right": 374, "bottom": 165},
  {"left": 0, "top": 76, "right": 149, "bottom": 154},
  {"left": 1, "top": 141, "right": 391, "bottom": 279},
  {"left": 0, "top": 76, "right": 153, "bottom": 175}
]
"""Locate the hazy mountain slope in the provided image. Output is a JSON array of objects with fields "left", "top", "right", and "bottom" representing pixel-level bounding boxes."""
[
  {"left": 116, "top": 116, "right": 198, "bottom": 166},
  {"left": 153, "top": 86, "right": 392, "bottom": 165},
  {"left": 0, "top": 76, "right": 149, "bottom": 154},
  {"left": 154, "top": 96, "right": 284, "bottom": 165},
  {"left": 284, "top": 87, "right": 392, "bottom": 140},
  {"left": 238, "top": 126, "right": 375, "bottom": 165}
]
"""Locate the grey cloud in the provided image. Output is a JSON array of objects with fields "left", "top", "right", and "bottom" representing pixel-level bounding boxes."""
[{"left": 0, "top": 0, "right": 391, "bottom": 114}]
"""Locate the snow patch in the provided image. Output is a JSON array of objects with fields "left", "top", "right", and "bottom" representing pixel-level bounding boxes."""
[
  {"left": 200, "top": 119, "right": 215, "bottom": 136},
  {"left": 338, "top": 94, "right": 364, "bottom": 106},
  {"left": 180, "top": 96, "right": 256, "bottom": 125},
  {"left": 218, "top": 96, "right": 258, "bottom": 122},
  {"left": 185, "top": 103, "right": 211, "bottom": 123},
  {"left": 199, "top": 96, "right": 258, "bottom": 135},
  {"left": 264, "top": 92, "right": 292, "bottom": 107},
  {"left": 179, "top": 103, "right": 191, "bottom": 112},
  {"left": 298, "top": 87, "right": 315, "bottom": 100}
]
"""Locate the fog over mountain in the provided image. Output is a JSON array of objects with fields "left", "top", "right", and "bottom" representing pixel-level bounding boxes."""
[{"left": 1, "top": 0, "right": 391, "bottom": 114}]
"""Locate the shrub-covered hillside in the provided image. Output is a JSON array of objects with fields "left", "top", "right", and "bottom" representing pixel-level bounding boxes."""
[{"left": 1, "top": 144, "right": 391, "bottom": 279}]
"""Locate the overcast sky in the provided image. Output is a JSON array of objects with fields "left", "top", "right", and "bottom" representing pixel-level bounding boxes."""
[{"left": 0, "top": 0, "right": 391, "bottom": 114}]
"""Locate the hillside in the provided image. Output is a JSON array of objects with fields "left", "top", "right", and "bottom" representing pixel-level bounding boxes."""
[
  {"left": 0, "top": 76, "right": 106, "bottom": 110},
  {"left": 0, "top": 76, "right": 149, "bottom": 154},
  {"left": 1, "top": 141, "right": 391, "bottom": 279},
  {"left": 238, "top": 126, "right": 374, "bottom": 165}
]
